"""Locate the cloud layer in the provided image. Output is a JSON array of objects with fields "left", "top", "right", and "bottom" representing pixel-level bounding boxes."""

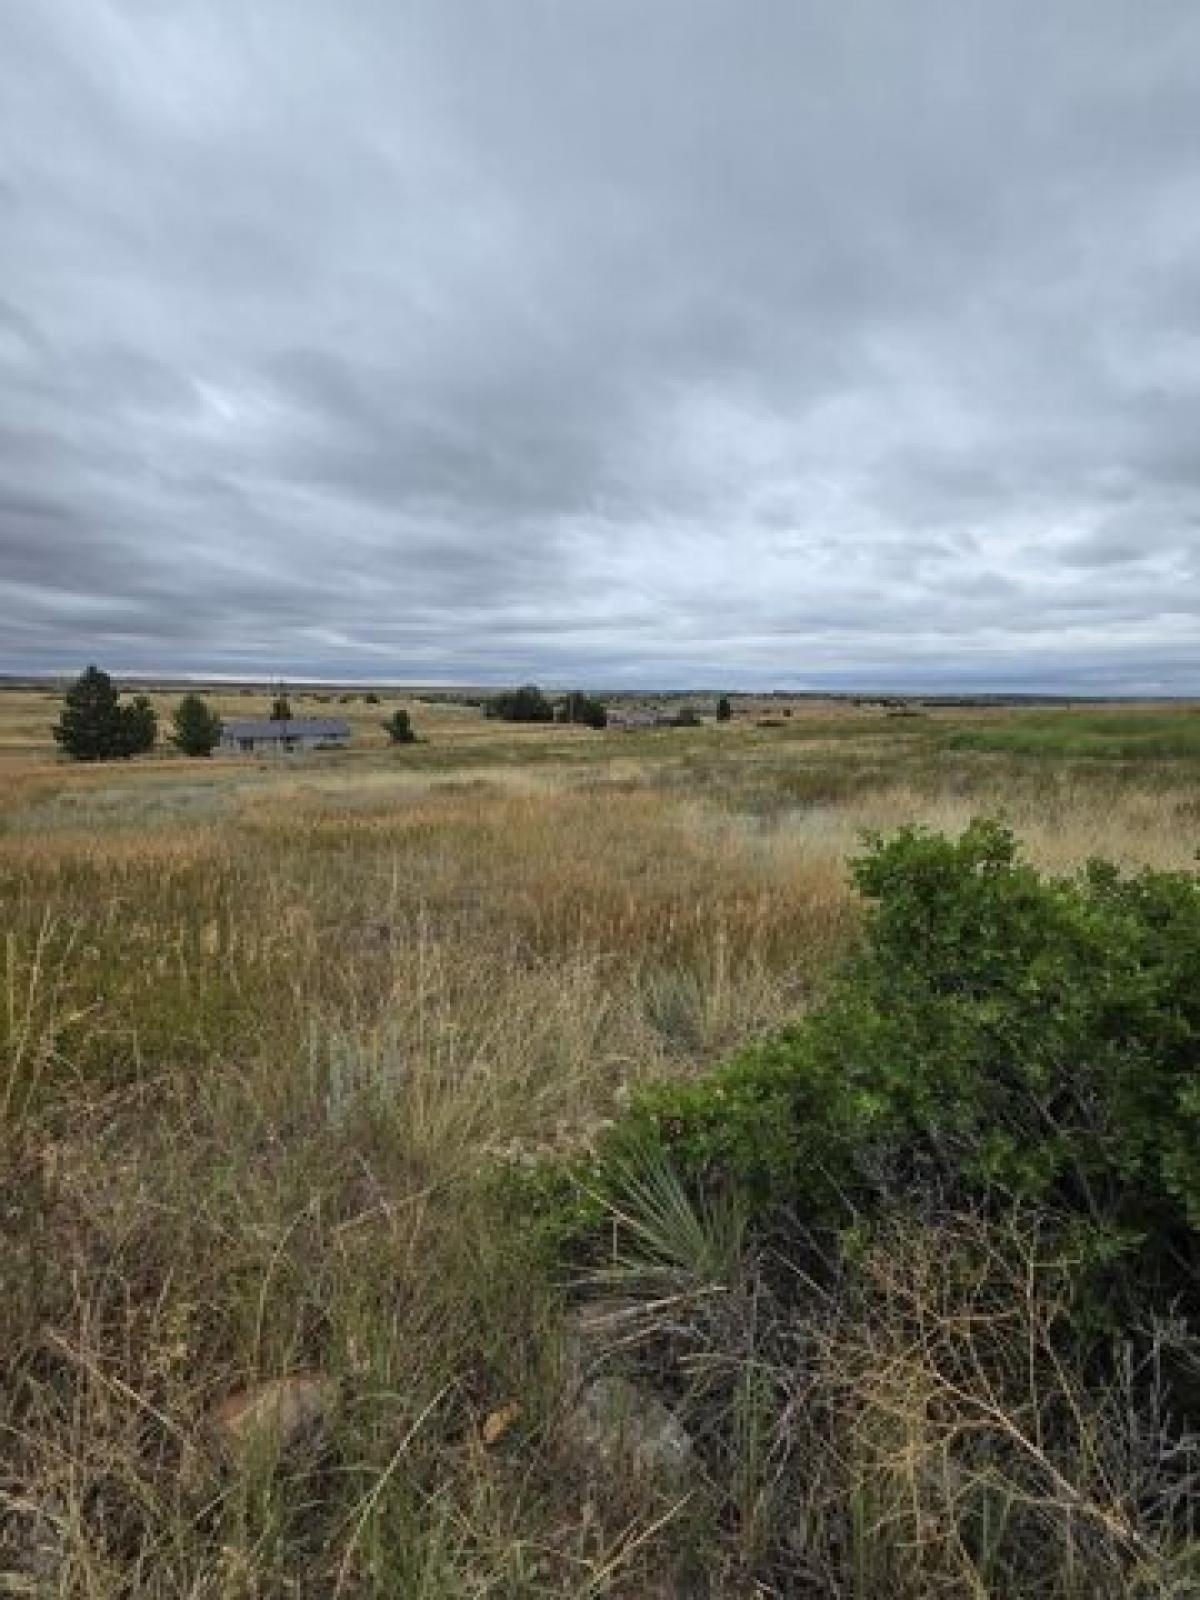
[{"left": 3, "top": 1, "right": 1199, "bottom": 688}]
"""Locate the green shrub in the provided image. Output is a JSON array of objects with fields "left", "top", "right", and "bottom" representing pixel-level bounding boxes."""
[
  {"left": 383, "top": 708, "right": 416, "bottom": 744},
  {"left": 579, "top": 820, "right": 1200, "bottom": 1275}
]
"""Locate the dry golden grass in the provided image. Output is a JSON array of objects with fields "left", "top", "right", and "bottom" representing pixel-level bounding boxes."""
[{"left": 2, "top": 687, "right": 1199, "bottom": 1593}]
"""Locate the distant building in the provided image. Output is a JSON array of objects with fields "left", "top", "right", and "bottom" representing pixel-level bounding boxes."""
[
  {"left": 219, "top": 718, "right": 351, "bottom": 755},
  {"left": 607, "top": 710, "right": 680, "bottom": 731}
]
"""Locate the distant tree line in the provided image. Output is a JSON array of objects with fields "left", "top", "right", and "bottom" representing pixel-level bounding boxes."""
[
  {"left": 484, "top": 684, "right": 608, "bottom": 728},
  {"left": 480, "top": 687, "right": 746, "bottom": 730},
  {"left": 52, "top": 669, "right": 747, "bottom": 761}
]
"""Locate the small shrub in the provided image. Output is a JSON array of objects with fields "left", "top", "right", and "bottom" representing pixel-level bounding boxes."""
[
  {"left": 383, "top": 708, "right": 416, "bottom": 745},
  {"left": 544, "top": 822, "right": 1200, "bottom": 1590},
  {"left": 576, "top": 821, "right": 1200, "bottom": 1287}
]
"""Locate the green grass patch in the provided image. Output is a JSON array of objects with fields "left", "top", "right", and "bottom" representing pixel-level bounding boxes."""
[{"left": 944, "top": 707, "right": 1200, "bottom": 761}]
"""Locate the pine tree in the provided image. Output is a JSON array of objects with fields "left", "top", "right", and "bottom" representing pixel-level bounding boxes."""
[
  {"left": 172, "top": 693, "right": 222, "bottom": 757},
  {"left": 117, "top": 695, "right": 158, "bottom": 756},
  {"left": 270, "top": 692, "right": 293, "bottom": 721},
  {"left": 52, "top": 665, "right": 129, "bottom": 761},
  {"left": 716, "top": 696, "right": 733, "bottom": 722}
]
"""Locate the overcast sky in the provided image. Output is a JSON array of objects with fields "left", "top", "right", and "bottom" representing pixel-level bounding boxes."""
[{"left": 2, "top": 2, "right": 1199, "bottom": 689}]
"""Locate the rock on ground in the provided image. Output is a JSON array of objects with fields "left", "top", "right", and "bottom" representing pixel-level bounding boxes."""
[
  {"left": 209, "top": 1373, "right": 337, "bottom": 1459},
  {"left": 562, "top": 1374, "right": 695, "bottom": 1489}
]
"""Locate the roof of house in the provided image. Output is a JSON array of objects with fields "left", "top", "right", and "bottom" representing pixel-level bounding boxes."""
[{"left": 221, "top": 718, "right": 351, "bottom": 739}]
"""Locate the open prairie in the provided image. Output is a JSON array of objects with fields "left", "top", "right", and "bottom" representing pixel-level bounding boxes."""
[{"left": 3, "top": 690, "right": 1199, "bottom": 1594}]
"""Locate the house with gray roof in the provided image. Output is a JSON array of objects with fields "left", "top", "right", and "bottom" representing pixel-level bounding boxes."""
[{"left": 219, "top": 717, "right": 351, "bottom": 755}]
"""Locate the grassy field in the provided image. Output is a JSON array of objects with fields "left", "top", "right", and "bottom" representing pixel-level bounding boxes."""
[
  {"left": 944, "top": 704, "right": 1200, "bottom": 760},
  {"left": 2, "top": 689, "right": 1199, "bottom": 1594}
]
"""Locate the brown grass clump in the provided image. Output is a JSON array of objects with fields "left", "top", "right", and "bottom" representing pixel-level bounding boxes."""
[{"left": 792, "top": 1215, "right": 1200, "bottom": 1597}]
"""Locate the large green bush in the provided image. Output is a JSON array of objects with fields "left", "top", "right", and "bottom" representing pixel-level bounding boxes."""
[
  {"left": 587, "top": 820, "right": 1200, "bottom": 1268},
  {"left": 513, "top": 819, "right": 1200, "bottom": 1596}
]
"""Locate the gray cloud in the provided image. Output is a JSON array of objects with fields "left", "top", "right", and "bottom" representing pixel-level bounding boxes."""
[{"left": 2, "top": 0, "right": 1200, "bottom": 688}]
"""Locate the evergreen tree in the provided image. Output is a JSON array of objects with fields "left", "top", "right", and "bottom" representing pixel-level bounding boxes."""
[
  {"left": 171, "top": 693, "right": 222, "bottom": 757},
  {"left": 383, "top": 708, "right": 416, "bottom": 744},
  {"left": 484, "top": 684, "right": 555, "bottom": 722},
  {"left": 270, "top": 692, "right": 292, "bottom": 721},
  {"left": 117, "top": 695, "right": 158, "bottom": 756},
  {"left": 716, "top": 695, "right": 733, "bottom": 722},
  {"left": 52, "top": 665, "right": 127, "bottom": 760},
  {"left": 52, "top": 668, "right": 158, "bottom": 761}
]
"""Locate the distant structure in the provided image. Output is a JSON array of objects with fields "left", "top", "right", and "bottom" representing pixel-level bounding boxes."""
[
  {"left": 219, "top": 717, "right": 351, "bottom": 755},
  {"left": 607, "top": 709, "right": 691, "bottom": 731}
]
